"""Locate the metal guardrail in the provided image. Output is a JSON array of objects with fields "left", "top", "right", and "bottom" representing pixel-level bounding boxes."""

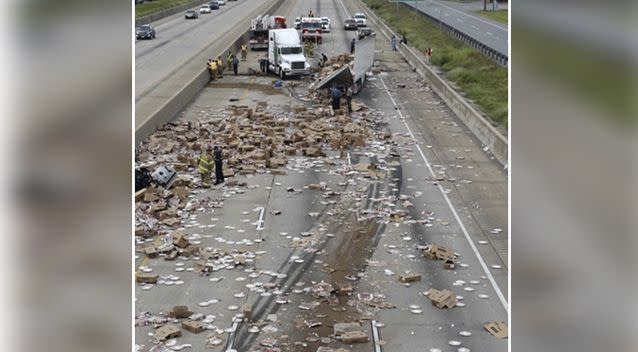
[{"left": 399, "top": 2, "right": 508, "bottom": 66}]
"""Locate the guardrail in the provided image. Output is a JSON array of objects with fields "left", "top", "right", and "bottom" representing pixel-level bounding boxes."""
[
  {"left": 401, "top": 2, "right": 508, "bottom": 66},
  {"left": 135, "top": 0, "right": 210, "bottom": 27},
  {"left": 354, "top": 0, "right": 508, "bottom": 166},
  {"left": 135, "top": 0, "right": 287, "bottom": 142}
]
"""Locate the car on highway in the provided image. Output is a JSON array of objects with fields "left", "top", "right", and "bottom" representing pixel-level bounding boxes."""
[
  {"left": 357, "top": 27, "right": 374, "bottom": 40},
  {"left": 353, "top": 12, "right": 367, "bottom": 27},
  {"left": 320, "top": 17, "right": 331, "bottom": 33},
  {"left": 294, "top": 17, "right": 301, "bottom": 29},
  {"left": 135, "top": 24, "right": 155, "bottom": 40},
  {"left": 208, "top": 2, "right": 220, "bottom": 9},
  {"left": 199, "top": 4, "right": 211, "bottom": 13},
  {"left": 185, "top": 10, "right": 199, "bottom": 19},
  {"left": 216, "top": 0, "right": 226, "bottom": 5},
  {"left": 344, "top": 18, "right": 358, "bottom": 30}
]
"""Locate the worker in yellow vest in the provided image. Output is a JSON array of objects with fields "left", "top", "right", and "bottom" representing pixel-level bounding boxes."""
[
  {"left": 241, "top": 44, "right": 248, "bottom": 61},
  {"left": 216, "top": 56, "right": 224, "bottom": 77},
  {"left": 198, "top": 146, "right": 213, "bottom": 188},
  {"left": 208, "top": 59, "right": 218, "bottom": 80}
]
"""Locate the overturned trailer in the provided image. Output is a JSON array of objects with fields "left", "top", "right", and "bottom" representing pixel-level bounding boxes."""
[{"left": 313, "top": 34, "right": 375, "bottom": 94}]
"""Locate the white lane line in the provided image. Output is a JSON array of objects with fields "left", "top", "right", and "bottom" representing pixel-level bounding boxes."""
[
  {"left": 255, "top": 206, "right": 265, "bottom": 230},
  {"left": 371, "top": 320, "right": 382, "bottom": 352},
  {"left": 428, "top": 0, "right": 507, "bottom": 31},
  {"left": 487, "top": 31, "right": 493, "bottom": 35},
  {"left": 378, "top": 77, "right": 509, "bottom": 313},
  {"left": 336, "top": 0, "right": 350, "bottom": 18},
  {"left": 225, "top": 321, "right": 240, "bottom": 351},
  {"left": 347, "top": 152, "right": 352, "bottom": 165}
]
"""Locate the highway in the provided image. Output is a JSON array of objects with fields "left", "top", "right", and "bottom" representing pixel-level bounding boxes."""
[
  {"left": 135, "top": 0, "right": 508, "bottom": 351},
  {"left": 403, "top": 0, "right": 508, "bottom": 56}
]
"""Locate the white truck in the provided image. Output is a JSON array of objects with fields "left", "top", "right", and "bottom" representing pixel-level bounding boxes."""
[{"left": 267, "top": 28, "right": 310, "bottom": 79}]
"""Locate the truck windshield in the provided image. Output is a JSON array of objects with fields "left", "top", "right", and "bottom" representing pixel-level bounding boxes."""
[
  {"left": 302, "top": 22, "right": 322, "bottom": 30},
  {"left": 280, "top": 47, "right": 302, "bottom": 55}
]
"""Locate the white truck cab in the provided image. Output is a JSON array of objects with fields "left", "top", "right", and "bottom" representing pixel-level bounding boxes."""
[{"left": 268, "top": 28, "right": 310, "bottom": 79}]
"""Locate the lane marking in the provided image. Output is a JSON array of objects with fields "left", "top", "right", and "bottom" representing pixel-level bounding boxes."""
[
  {"left": 347, "top": 151, "right": 352, "bottom": 165},
  {"left": 255, "top": 206, "right": 265, "bottom": 230},
  {"left": 378, "top": 77, "right": 509, "bottom": 313},
  {"left": 425, "top": 0, "right": 507, "bottom": 31},
  {"left": 336, "top": 0, "right": 350, "bottom": 18},
  {"left": 225, "top": 320, "right": 240, "bottom": 351},
  {"left": 371, "top": 320, "right": 382, "bottom": 352}
]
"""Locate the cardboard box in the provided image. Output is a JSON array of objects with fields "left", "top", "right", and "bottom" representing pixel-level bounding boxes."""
[
  {"left": 443, "top": 259, "right": 456, "bottom": 270},
  {"left": 182, "top": 320, "right": 206, "bottom": 333},
  {"left": 426, "top": 288, "right": 457, "bottom": 309},
  {"left": 165, "top": 249, "right": 178, "bottom": 261},
  {"left": 135, "top": 188, "right": 146, "bottom": 201},
  {"left": 399, "top": 273, "right": 422, "bottom": 283},
  {"left": 333, "top": 322, "right": 362, "bottom": 336},
  {"left": 154, "top": 324, "right": 181, "bottom": 341},
  {"left": 169, "top": 305, "right": 193, "bottom": 319},
  {"left": 135, "top": 272, "right": 158, "bottom": 284},
  {"left": 484, "top": 321, "right": 508, "bottom": 339},
  {"left": 143, "top": 246, "right": 158, "bottom": 258},
  {"left": 172, "top": 231, "right": 190, "bottom": 248},
  {"left": 341, "top": 331, "right": 369, "bottom": 343},
  {"left": 423, "top": 244, "right": 456, "bottom": 261},
  {"left": 242, "top": 304, "right": 252, "bottom": 321}
]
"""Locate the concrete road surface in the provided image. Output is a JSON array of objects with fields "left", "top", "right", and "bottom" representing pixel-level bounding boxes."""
[
  {"left": 403, "top": 0, "right": 508, "bottom": 56},
  {"left": 135, "top": 0, "right": 508, "bottom": 351}
]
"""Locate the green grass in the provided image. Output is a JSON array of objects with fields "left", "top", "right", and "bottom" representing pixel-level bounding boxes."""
[
  {"left": 476, "top": 10, "right": 508, "bottom": 25},
  {"left": 364, "top": 0, "right": 508, "bottom": 127},
  {"left": 135, "top": 0, "right": 196, "bottom": 19}
]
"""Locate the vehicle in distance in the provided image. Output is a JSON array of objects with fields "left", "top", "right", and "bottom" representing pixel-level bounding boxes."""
[
  {"left": 344, "top": 19, "right": 358, "bottom": 30},
  {"left": 267, "top": 28, "right": 310, "bottom": 79},
  {"left": 208, "top": 2, "right": 220, "bottom": 9},
  {"left": 357, "top": 27, "right": 374, "bottom": 40},
  {"left": 136, "top": 24, "right": 155, "bottom": 40},
  {"left": 185, "top": 10, "right": 199, "bottom": 19},
  {"left": 294, "top": 16, "right": 302, "bottom": 29},
  {"left": 300, "top": 17, "right": 322, "bottom": 43},
  {"left": 320, "top": 17, "right": 331, "bottom": 33},
  {"left": 217, "top": 0, "right": 226, "bottom": 5},
  {"left": 199, "top": 4, "right": 211, "bottom": 13},
  {"left": 353, "top": 13, "right": 367, "bottom": 27}
]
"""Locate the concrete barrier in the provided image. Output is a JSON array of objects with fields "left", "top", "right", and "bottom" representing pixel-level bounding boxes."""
[
  {"left": 353, "top": 0, "right": 508, "bottom": 166},
  {"left": 135, "top": 0, "right": 286, "bottom": 142},
  {"left": 135, "top": 0, "right": 210, "bottom": 27}
]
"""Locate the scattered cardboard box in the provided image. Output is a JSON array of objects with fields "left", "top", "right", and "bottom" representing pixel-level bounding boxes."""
[
  {"left": 425, "top": 288, "right": 457, "bottom": 309},
  {"left": 154, "top": 324, "right": 181, "bottom": 341},
  {"left": 182, "top": 320, "right": 206, "bottom": 333},
  {"left": 135, "top": 272, "right": 158, "bottom": 284},
  {"left": 169, "top": 305, "right": 193, "bottom": 319},
  {"left": 341, "top": 331, "right": 369, "bottom": 343},
  {"left": 399, "top": 273, "right": 422, "bottom": 283},
  {"left": 484, "top": 321, "right": 508, "bottom": 339}
]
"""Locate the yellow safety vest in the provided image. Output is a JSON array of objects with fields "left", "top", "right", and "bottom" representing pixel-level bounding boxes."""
[
  {"left": 198, "top": 153, "right": 212, "bottom": 173},
  {"left": 209, "top": 61, "right": 217, "bottom": 70}
]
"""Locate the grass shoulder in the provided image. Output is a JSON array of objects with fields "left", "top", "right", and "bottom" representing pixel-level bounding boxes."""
[
  {"left": 136, "top": 0, "right": 195, "bottom": 19},
  {"left": 476, "top": 10, "right": 508, "bottom": 25}
]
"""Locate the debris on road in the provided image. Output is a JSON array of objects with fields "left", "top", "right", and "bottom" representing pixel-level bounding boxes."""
[{"left": 484, "top": 321, "right": 508, "bottom": 339}]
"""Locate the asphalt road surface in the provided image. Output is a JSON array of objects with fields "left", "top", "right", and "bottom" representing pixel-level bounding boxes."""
[
  {"left": 135, "top": 0, "right": 508, "bottom": 351},
  {"left": 403, "top": 0, "right": 508, "bottom": 56}
]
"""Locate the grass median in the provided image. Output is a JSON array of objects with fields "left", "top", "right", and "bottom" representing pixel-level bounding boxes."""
[
  {"left": 363, "top": 0, "right": 508, "bottom": 127},
  {"left": 476, "top": 10, "right": 508, "bottom": 25},
  {"left": 135, "top": 0, "right": 197, "bottom": 19}
]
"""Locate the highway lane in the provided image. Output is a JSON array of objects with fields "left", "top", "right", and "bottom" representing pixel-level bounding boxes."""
[
  {"left": 135, "top": 0, "right": 266, "bottom": 98},
  {"left": 403, "top": 0, "right": 508, "bottom": 56}
]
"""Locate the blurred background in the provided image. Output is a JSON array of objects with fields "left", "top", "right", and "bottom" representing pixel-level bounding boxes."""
[
  {"left": 5, "top": 0, "right": 132, "bottom": 351},
  {"left": 0, "top": 0, "right": 636, "bottom": 351},
  {"left": 511, "top": 0, "right": 637, "bottom": 351}
]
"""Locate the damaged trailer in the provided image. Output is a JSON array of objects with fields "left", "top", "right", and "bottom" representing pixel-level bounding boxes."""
[{"left": 314, "top": 34, "right": 375, "bottom": 94}]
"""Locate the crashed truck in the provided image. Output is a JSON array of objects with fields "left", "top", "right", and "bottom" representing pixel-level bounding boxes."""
[
  {"left": 312, "top": 33, "right": 376, "bottom": 94},
  {"left": 267, "top": 28, "right": 310, "bottom": 79},
  {"left": 249, "top": 14, "right": 287, "bottom": 50}
]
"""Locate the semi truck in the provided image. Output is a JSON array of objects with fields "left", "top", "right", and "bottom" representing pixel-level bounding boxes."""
[
  {"left": 267, "top": 28, "right": 310, "bottom": 79},
  {"left": 300, "top": 17, "right": 323, "bottom": 43}
]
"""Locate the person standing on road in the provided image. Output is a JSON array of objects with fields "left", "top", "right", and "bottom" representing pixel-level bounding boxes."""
[
  {"left": 345, "top": 85, "right": 353, "bottom": 114},
  {"left": 232, "top": 55, "right": 239, "bottom": 75},
  {"left": 320, "top": 53, "right": 328, "bottom": 67},
  {"left": 390, "top": 35, "right": 397, "bottom": 51},
  {"left": 330, "top": 85, "right": 342, "bottom": 112},
  {"left": 241, "top": 44, "right": 248, "bottom": 61},
  {"left": 260, "top": 55, "right": 268, "bottom": 73},
  {"left": 427, "top": 47, "right": 433, "bottom": 62},
  {"left": 208, "top": 59, "right": 218, "bottom": 80},
  {"left": 216, "top": 56, "right": 224, "bottom": 77},
  {"left": 226, "top": 51, "right": 233, "bottom": 70},
  {"left": 401, "top": 34, "right": 408, "bottom": 45},
  {"left": 350, "top": 38, "right": 356, "bottom": 54},
  {"left": 198, "top": 146, "right": 213, "bottom": 188},
  {"left": 213, "top": 146, "right": 225, "bottom": 185}
]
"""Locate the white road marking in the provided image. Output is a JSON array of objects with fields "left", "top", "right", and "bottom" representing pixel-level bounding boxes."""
[
  {"left": 347, "top": 152, "right": 352, "bottom": 165},
  {"left": 487, "top": 31, "right": 493, "bottom": 35},
  {"left": 336, "top": 0, "right": 350, "bottom": 18},
  {"left": 371, "top": 320, "right": 382, "bottom": 352},
  {"left": 225, "top": 321, "right": 240, "bottom": 351},
  {"left": 427, "top": 0, "right": 507, "bottom": 31},
  {"left": 378, "top": 77, "right": 509, "bottom": 313},
  {"left": 255, "top": 206, "right": 265, "bottom": 230}
]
